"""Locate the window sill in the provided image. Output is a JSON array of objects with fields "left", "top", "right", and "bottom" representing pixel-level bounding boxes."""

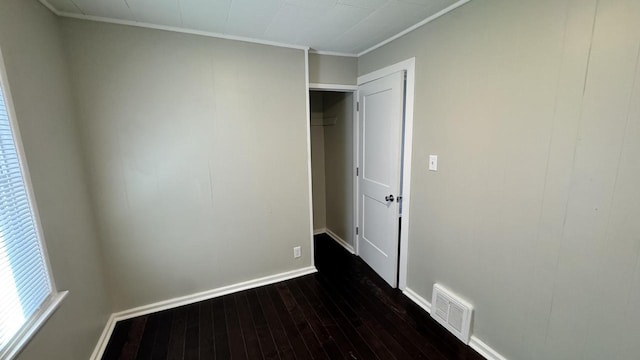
[{"left": 1, "top": 291, "right": 68, "bottom": 360}]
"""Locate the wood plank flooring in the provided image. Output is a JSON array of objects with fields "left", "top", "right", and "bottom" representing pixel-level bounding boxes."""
[{"left": 102, "top": 234, "right": 485, "bottom": 359}]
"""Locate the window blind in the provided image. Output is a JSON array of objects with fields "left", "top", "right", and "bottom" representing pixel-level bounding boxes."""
[{"left": 0, "top": 82, "right": 52, "bottom": 351}]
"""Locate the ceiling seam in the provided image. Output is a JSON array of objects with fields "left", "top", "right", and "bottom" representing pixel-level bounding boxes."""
[
  {"left": 262, "top": 1, "right": 288, "bottom": 40},
  {"left": 293, "top": 1, "right": 341, "bottom": 46},
  {"left": 316, "top": 1, "right": 388, "bottom": 54},
  {"left": 222, "top": 0, "right": 234, "bottom": 34},
  {"left": 37, "top": 0, "right": 61, "bottom": 16},
  {"left": 176, "top": 0, "right": 184, "bottom": 27},
  {"left": 68, "top": 0, "right": 84, "bottom": 15}
]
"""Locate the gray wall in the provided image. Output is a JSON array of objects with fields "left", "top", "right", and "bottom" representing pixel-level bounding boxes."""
[
  {"left": 310, "top": 92, "right": 327, "bottom": 231},
  {"left": 309, "top": 53, "right": 358, "bottom": 85},
  {"left": 0, "top": 1, "right": 111, "bottom": 359},
  {"left": 323, "top": 92, "right": 354, "bottom": 246},
  {"left": 62, "top": 19, "right": 313, "bottom": 311},
  {"left": 359, "top": 0, "right": 640, "bottom": 359}
]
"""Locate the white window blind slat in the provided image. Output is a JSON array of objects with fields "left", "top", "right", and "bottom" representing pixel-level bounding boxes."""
[
  {"left": 0, "top": 229, "right": 37, "bottom": 248},
  {"left": 2, "top": 287, "right": 49, "bottom": 308},
  {"left": 4, "top": 250, "right": 43, "bottom": 279},
  {"left": 0, "top": 205, "right": 32, "bottom": 221},
  {"left": 0, "top": 210, "right": 34, "bottom": 228},
  {"left": 0, "top": 217, "right": 33, "bottom": 232}
]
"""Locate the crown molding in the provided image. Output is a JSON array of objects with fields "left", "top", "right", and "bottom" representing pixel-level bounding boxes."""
[
  {"left": 38, "top": 1, "right": 309, "bottom": 52},
  {"left": 38, "top": 0, "right": 61, "bottom": 15},
  {"left": 309, "top": 50, "right": 357, "bottom": 58},
  {"left": 357, "top": 0, "right": 471, "bottom": 57},
  {"left": 60, "top": 12, "right": 310, "bottom": 51}
]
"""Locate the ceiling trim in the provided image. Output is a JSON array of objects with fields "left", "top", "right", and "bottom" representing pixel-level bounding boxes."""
[
  {"left": 38, "top": 0, "right": 472, "bottom": 59},
  {"left": 38, "top": 0, "right": 309, "bottom": 52},
  {"left": 357, "top": 0, "right": 471, "bottom": 57},
  {"left": 309, "top": 50, "right": 357, "bottom": 58},
  {"left": 57, "top": 12, "right": 310, "bottom": 51},
  {"left": 38, "top": 0, "right": 61, "bottom": 15}
]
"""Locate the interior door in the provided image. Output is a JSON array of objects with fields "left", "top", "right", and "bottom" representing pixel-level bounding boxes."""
[{"left": 357, "top": 71, "right": 405, "bottom": 287}]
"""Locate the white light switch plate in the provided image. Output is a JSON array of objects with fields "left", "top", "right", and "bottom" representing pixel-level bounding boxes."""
[{"left": 429, "top": 155, "right": 438, "bottom": 171}]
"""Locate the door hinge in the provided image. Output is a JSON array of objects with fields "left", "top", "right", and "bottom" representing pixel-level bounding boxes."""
[
  {"left": 357, "top": 101, "right": 360, "bottom": 112},
  {"left": 356, "top": 227, "right": 359, "bottom": 235},
  {"left": 356, "top": 167, "right": 359, "bottom": 176}
]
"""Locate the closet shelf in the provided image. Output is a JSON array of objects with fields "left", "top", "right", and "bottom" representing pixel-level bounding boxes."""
[{"left": 310, "top": 116, "right": 337, "bottom": 126}]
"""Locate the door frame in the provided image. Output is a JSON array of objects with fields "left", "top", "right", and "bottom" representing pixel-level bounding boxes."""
[
  {"left": 356, "top": 58, "right": 415, "bottom": 290},
  {"left": 308, "top": 82, "right": 359, "bottom": 257}
]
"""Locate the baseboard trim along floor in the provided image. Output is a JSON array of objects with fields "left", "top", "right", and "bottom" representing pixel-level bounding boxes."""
[
  {"left": 90, "top": 266, "right": 317, "bottom": 360},
  {"left": 324, "top": 228, "right": 355, "bottom": 254},
  {"left": 403, "top": 287, "right": 508, "bottom": 360}
]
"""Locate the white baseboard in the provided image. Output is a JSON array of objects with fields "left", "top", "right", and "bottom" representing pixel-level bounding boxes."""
[
  {"left": 90, "top": 266, "right": 317, "bottom": 360},
  {"left": 325, "top": 228, "right": 355, "bottom": 254},
  {"left": 402, "top": 287, "right": 507, "bottom": 360},
  {"left": 403, "top": 287, "right": 432, "bottom": 313},
  {"left": 313, "top": 228, "right": 327, "bottom": 235},
  {"left": 469, "top": 337, "right": 508, "bottom": 360}
]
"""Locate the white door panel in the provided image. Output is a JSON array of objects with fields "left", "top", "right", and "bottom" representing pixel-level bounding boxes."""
[{"left": 358, "top": 71, "right": 404, "bottom": 287}]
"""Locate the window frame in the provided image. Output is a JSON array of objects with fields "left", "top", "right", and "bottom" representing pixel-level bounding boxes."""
[{"left": 0, "top": 48, "right": 68, "bottom": 360}]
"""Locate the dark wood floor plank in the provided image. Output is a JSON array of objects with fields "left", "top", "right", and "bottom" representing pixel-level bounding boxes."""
[
  {"left": 224, "top": 295, "right": 249, "bottom": 360},
  {"left": 150, "top": 311, "right": 174, "bottom": 360},
  {"left": 118, "top": 317, "right": 147, "bottom": 359},
  {"left": 276, "top": 283, "right": 329, "bottom": 360},
  {"left": 315, "top": 237, "right": 453, "bottom": 360},
  {"left": 286, "top": 278, "right": 348, "bottom": 359},
  {"left": 136, "top": 313, "right": 161, "bottom": 359},
  {"left": 307, "top": 274, "right": 413, "bottom": 360},
  {"left": 184, "top": 304, "right": 200, "bottom": 360},
  {"left": 342, "top": 271, "right": 462, "bottom": 359},
  {"left": 294, "top": 277, "right": 380, "bottom": 360},
  {"left": 166, "top": 306, "right": 188, "bottom": 360},
  {"left": 212, "top": 297, "right": 232, "bottom": 359},
  {"left": 296, "top": 277, "right": 395, "bottom": 360},
  {"left": 246, "top": 289, "right": 280, "bottom": 360},
  {"left": 255, "top": 287, "right": 297, "bottom": 360},
  {"left": 102, "top": 234, "right": 486, "bottom": 360},
  {"left": 266, "top": 286, "right": 313, "bottom": 360},
  {"left": 315, "top": 263, "right": 442, "bottom": 360},
  {"left": 198, "top": 301, "right": 214, "bottom": 359},
  {"left": 314, "top": 241, "right": 445, "bottom": 360},
  {"left": 235, "top": 292, "right": 264, "bottom": 359},
  {"left": 339, "top": 266, "right": 441, "bottom": 343}
]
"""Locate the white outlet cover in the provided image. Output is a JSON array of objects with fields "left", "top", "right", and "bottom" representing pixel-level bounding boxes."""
[{"left": 293, "top": 246, "right": 301, "bottom": 258}]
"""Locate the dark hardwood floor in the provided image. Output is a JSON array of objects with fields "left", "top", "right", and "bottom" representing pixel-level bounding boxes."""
[{"left": 102, "top": 234, "right": 485, "bottom": 359}]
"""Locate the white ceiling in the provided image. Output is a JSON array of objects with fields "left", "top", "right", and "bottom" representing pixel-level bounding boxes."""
[{"left": 41, "top": 0, "right": 465, "bottom": 55}]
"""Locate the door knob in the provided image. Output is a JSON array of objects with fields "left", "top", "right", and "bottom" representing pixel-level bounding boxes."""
[{"left": 385, "top": 194, "right": 394, "bottom": 202}]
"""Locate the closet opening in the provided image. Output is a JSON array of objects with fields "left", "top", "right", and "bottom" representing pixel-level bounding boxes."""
[{"left": 309, "top": 90, "right": 356, "bottom": 254}]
